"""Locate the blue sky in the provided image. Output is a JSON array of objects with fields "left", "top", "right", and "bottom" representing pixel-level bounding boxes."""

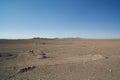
[{"left": 0, "top": 0, "right": 120, "bottom": 39}]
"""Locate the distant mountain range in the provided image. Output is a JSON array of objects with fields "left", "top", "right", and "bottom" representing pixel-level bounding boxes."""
[{"left": 0, "top": 37, "right": 82, "bottom": 40}]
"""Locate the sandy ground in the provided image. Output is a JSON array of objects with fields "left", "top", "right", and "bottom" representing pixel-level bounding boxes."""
[{"left": 0, "top": 39, "right": 120, "bottom": 80}]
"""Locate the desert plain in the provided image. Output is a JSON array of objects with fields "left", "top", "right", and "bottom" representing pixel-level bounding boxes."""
[{"left": 0, "top": 39, "right": 120, "bottom": 80}]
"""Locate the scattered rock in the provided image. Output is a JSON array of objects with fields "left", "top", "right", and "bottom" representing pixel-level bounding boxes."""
[
  {"left": 42, "top": 42, "right": 46, "bottom": 45},
  {"left": 28, "top": 66, "right": 32, "bottom": 70},
  {"left": 29, "top": 50, "right": 34, "bottom": 54},
  {"left": 0, "top": 54, "right": 2, "bottom": 57},
  {"left": 105, "top": 56, "right": 109, "bottom": 59},
  {"left": 40, "top": 52, "right": 47, "bottom": 59},
  {"left": 32, "top": 66, "right": 36, "bottom": 69},
  {"left": 29, "top": 50, "right": 36, "bottom": 56},
  {"left": 37, "top": 51, "right": 47, "bottom": 59},
  {"left": 8, "top": 54, "right": 13, "bottom": 56},
  {"left": 109, "top": 69, "right": 112, "bottom": 72},
  {"left": 18, "top": 66, "right": 36, "bottom": 73}
]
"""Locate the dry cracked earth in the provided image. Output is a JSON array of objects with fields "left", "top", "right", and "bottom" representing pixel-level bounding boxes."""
[{"left": 0, "top": 39, "right": 120, "bottom": 80}]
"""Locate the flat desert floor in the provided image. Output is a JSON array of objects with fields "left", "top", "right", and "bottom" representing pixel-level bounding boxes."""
[{"left": 0, "top": 39, "right": 120, "bottom": 80}]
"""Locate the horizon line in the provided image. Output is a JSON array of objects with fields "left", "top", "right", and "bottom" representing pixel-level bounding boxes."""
[{"left": 0, "top": 37, "right": 120, "bottom": 40}]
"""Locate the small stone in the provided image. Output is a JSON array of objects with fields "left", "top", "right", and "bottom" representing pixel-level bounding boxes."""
[
  {"left": 28, "top": 66, "right": 32, "bottom": 70},
  {"left": 0, "top": 54, "right": 2, "bottom": 57},
  {"left": 105, "top": 56, "right": 109, "bottom": 59},
  {"left": 109, "top": 69, "right": 112, "bottom": 72}
]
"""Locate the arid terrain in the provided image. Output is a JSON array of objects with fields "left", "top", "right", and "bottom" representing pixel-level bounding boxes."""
[{"left": 0, "top": 39, "right": 120, "bottom": 80}]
